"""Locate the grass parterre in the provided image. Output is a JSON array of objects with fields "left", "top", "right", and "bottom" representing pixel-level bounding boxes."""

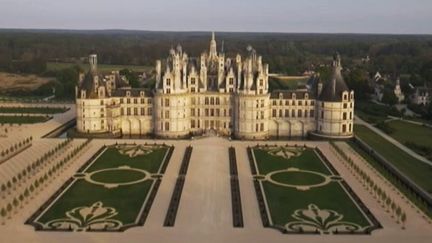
[
  {"left": 27, "top": 143, "right": 173, "bottom": 232},
  {"left": 250, "top": 145, "right": 380, "bottom": 234}
]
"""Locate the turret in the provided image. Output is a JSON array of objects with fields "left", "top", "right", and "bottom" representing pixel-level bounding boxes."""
[
  {"left": 209, "top": 32, "right": 218, "bottom": 60},
  {"left": 89, "top": 54, "right": 97, "bottom": 73},
  {"left": 155, "top": 60, "right": 161, "bottom": 89}
]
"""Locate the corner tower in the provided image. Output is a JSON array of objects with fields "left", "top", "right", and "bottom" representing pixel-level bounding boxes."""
[{"left": 312, "top": 53, "right": 354, "bottom": 139}]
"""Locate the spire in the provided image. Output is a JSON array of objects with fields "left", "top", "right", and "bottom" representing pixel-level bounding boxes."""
[{"left": 209, "top": 31, "right": 217, "bottom": 59}]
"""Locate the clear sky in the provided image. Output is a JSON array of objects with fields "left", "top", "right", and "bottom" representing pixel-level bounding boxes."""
[{"left": 1, "top": 0, "right": 432, "bottom": 34}]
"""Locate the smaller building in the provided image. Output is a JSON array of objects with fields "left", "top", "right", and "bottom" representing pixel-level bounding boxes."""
[{"left": 410, "top": 86, "right": 431, "bottom": 105}]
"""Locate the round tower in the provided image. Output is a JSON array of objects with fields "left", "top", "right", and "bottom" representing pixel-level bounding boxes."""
[{"left": 312, "top": 53, "right": 354, "bottom": 139}]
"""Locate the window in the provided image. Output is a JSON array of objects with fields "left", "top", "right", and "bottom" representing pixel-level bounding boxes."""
[
  {"left": 298, "top": 110, "right": 302, "bottom": 117},
  {"left": 191, "top": 120, "right": 196, "bottom": 128},
  {"left": 310, "top": 110, "right": 314, "bottom": 117},
  {"left": 350, "top": 112, "right": 352, "bottom": 119},
  {"left": 141, "top": 108, "right": 145, "bottom": 115},
  {"left": 191, "top": 78, "right": 196, "bottom": 85},
  {"left": 191, "top": 87, "right": 196, "bottom": 93},
  {"left": 321, "top": 111, "right": 324, "bottom": 119},
  {"left": 141, "top": 98, "right": 145, "bottom": 104},
  {"left": 148, "top": 107, "right": 152, "bottom": 115},
  {"left": 205, "top": 97, "right": 209, "bottom": 105},
  {"left": 343, "top": 103, "right": 347, "bottom": 109},
  {"left": 272, "top": 109, "right": 276, "bottom": 118},
  {"left": 134, "top": 108, "right": 138, "bottom": 115},
  {"left": 166, "top": 88, "right": 171, "bottom": 94},
  {"left": 342, "top": 124, "right": 347, "bottom": 133},
  {"left": 165, "top": 98, "right": 170, "bottom": 107},
  {"left": 100, "top": 100, "right": 104, "bottom": 105},
  {"left": 127, "top": 98, "right": 130, "bottom": 104},
  {"left": 229, "top": 78, "right": 234, "bottom": 85},
  {"left": 279, "top": 110, "right": 282, "bottom": 117},
  {"left": 210, "top": 97, "right": 215, "bottom": 105},
  {"left": 343, "top": 112, "right": 347, "bottom": 120},
  {"left": 165, "top": 122, "right": 169, "bottom": 131},
  {"left": 121, "top": 108, "right": 124, "bottom": 116},
  {"left": 260, "top": 123, "right": 264, "bottom": 131},
  {"left": 285, "top": 109, "right": 289, "bottom": 117},
  {"left": 166, "top": 79, "right": 171, "bottom": 86},
  {"left": 292, "top": 110, "right": 295, "bottom": 118},
  {"left": 216, "top": 97, "right": 220, "bottom": 105},
  {"left": 134, "top": 98, "right": 137, "bottom": 104},
  {"left": 127, "top": 108, "right": 131, "bottom": 116},
  {"left": 191, "top": 109, "right": 195, "bottom": 116},
  {"left": 165, "top": 111, "right": 170, "bottom": 119},
  {"left": 298, "top": 100, "right": 302, "bottom": 106}
]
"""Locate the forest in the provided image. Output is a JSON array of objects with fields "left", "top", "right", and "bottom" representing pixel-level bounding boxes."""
[{"left": 0, "top": 29, "right": 432, "bottom": 102}]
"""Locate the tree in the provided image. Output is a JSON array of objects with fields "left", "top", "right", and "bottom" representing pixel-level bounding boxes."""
[
  {"left": 18, "top": 194, "right": 24, "bottom": 208},
  {"left": 0, "top": 207, "right": 6, "bottom": 225},
  {"left": 401, "top": 212, "right": 407, "bottom": 229},
  {"left": 6, "top": 203, "right": 12, "bottom": 219},
  {"left": 1, "top": 184, "right": 6, "bottom": 198},
  {"left": 12, "top": 198, "right": 19, "bottom": 213},
  {"left": 382, "top": 89, "right": 398, "bottom": 106}
]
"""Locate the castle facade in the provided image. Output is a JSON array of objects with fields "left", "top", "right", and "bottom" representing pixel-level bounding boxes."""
[{"left": 76, "top": 33, "right": 354, "bottom": 139}]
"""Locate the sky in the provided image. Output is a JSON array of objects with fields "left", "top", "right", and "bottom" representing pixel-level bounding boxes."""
[{"left": 1, "top": 0, "right": 432, "bottom": 34}]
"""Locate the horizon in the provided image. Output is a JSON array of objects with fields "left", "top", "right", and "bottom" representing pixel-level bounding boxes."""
[
  {"left": 1, "top": 27, "right": 432, "bottom": 36},
  {"left": 2, "top": 0, "right": 432, "bottom": 35}
]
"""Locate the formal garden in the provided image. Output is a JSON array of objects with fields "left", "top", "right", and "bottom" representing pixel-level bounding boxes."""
[
  {"left": 248, "top": 145, "right": 381, "bottom": 234},
  {"left": 26, "top": 143, "right": 174, "bottom": 232}
]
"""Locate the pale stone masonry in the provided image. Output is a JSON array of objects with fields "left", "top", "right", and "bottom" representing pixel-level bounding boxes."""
[{"left": 75, "top": 33, "right": 354, "bottom": 139}]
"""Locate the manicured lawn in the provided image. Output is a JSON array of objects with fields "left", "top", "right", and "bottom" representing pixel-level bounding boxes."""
[
  {"left": 385, "top": 120, "right": 432, "bottom": 160},
  {"left": 354, "top": 124, "right": 432, "bottom": 194},
  {"left": 32, "top": 144, "right": 171, "bottom": 231},
  {"left": 0, "top": 106, "right": 68, "bottom": 114},
  {"left": 252, "top": 147, "right": 375, "bottom": 232},
  {"left": 0, "top": 115, "right": 50, "bottom": 124},
  {"left": 355, "top": 101, "right": 400, "bottom": 124}
]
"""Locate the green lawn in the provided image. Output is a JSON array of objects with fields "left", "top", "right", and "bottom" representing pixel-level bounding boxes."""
[
  {"left": 385, "top": 120, "right": 432, "bottom": 160},
  {"left": 47, "top": 62, "right": 152, "bottom": 73},
  {"left": 354, "top": 124, "right": 432, "bottom": 194},
  {"left": 355, "top": 101, "right": 400, "bottom": 124},
  {"left": 0, "top": 106, "right": 68, "bottom": 114},
  {"left": 0, "top": 115, "right": 50, "bottom": 124},
  {"left": 252, "top": 147, "right": 376, "bottom": 233},
  {"left": 268, "top": 77, "right": 307, "bottom": 91},
  {"left": 32, "top": 144, "right": 171, "bottom": 231}
]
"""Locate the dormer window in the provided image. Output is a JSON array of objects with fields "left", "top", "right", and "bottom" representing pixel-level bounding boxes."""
[
  {"left": 126, "top": 91, "right": 131, "bottom": 97},
  {"left": 140, "top": 91, "right": 145, "bottom": 97}
]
